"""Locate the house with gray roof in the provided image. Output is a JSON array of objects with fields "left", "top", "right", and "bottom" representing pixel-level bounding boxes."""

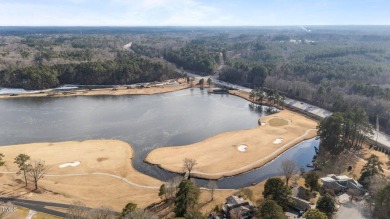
[
  {"left": 221, "top": 196, "right": 254, "bottom": 219},
  {"left": 321, "top": 174, "right": 365, "bottom": 195}
]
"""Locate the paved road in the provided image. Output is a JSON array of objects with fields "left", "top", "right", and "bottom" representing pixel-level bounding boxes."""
[
  {"left": 283, "top": 98, "right": 332, "bottom": 118},
  {"left": 1, "top": 197, "right": 120, "bottom": 218},
  {"left": 335, "top": 200, "right": 372, "bottom": 219},
  {"left": 1, "top": 197, "right": 70, "bottom": 218}
]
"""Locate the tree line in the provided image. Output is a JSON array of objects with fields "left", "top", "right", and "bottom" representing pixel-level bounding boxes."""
[
  {"left": 0, "top": 52, "right": 179, "bottom": 90},
  {"left": 219, "top": 60, "right": 270, "bottom": 88},
  {"left": 164, "top": 45, "right": 220, "bottom": 75},
  {"left": 317, "top": 108, "right": 373, "bottom": 156}
]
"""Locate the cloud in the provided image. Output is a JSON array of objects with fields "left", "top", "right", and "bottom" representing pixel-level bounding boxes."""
[
  {"left": 0, "top": 0, "right": 229, "bottom": 26},
  {"left": 0, "top": 0, "right": 389, "bottom": 26},
  {"left": 112, "top": 0, "right": 227, "bottom": 26}
]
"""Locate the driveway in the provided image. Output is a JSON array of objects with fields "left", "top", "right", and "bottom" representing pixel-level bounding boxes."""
[{"left": 335, "top": 200, "right": 372, "bottom": 219}]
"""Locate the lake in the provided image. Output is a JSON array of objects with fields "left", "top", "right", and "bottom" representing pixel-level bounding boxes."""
[{"left": 0, "top": 88, "right": 317, "bottom": 188}]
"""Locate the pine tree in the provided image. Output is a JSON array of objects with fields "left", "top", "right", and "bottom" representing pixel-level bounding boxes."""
[{"left": 174, "top": 180, "right": 199, "bottom": 217}]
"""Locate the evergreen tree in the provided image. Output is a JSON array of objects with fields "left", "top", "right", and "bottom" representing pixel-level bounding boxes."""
[
  {"left": 119, "top": 202, "right": 137, "bottom": 219},
  {"left": 259, "top": 199, "right": 286, "bottom": 219},
  {"left": 374, "top": 183, "right": 390, "bottom": 219},
  {"left": 174, "top": 180, "right": 199, "bottom": 217},
  {"left": 359, "top": 154, "right": 384, "bottom": 187},
  {"left": 0, "top": 153, "right": 4, "bottom": 167},
  {"left": 263, "top": 178, "right": 291, "bottom": 208},
  {"left": 304, "top": 172, "right": 319, "bottom": 192},
  {"left": 316, "top": 194, "right": 336, "bottom": 217},
  {"left": 14, "top": 154, "right": 31, "bottom": 186},
  {"left": 158, "top": 184, "right": 166, "bottom": 200},
  {"left": 317, "top": 113, "right": 345, "bottom": 155},
  {"left": 304, "top": 209, "right": 328, "bottom": 219}
]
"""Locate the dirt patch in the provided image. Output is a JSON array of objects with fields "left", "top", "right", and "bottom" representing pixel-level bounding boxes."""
[
  {"left": 97, "top": 157, "right": 109, "bottom": 162},
  {"left": 268, "top": 118, "right": 289, "bottom": 127}
]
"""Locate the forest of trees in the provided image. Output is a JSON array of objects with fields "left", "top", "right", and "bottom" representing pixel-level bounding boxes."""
[
  {"left": 218, "top": 31, "right": 390, "bottom": 134},
  {"left": 219, "top": 60, "right": 269, "bottom": 88},
  {"left": 317, "top": 108, "right": 373, "bottom": 156},
  {"left": 0, "top": 52, "right": 179, "bottom": 89},
  {"left": 1, "top": 27, "right": 390, "bottom": 133},
  {"left": 164, "top": 45, "right": 220, "bottom": 75}
]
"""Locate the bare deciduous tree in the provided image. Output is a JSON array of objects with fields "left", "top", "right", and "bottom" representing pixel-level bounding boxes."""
[
  {"left": 183, "top": 158, "right": 197, "bottom": 179},
  {"left": 66, "top": 201, "right": 89, "bottom": 219},
  {"left": 66, "top": 202, "right": 115, "bottom": 219},
  {"left": 88, "top": 206, "right": 115, "bottom": 219},
  {"left": 27, "top": 160, "right": 49, "bottom": 190},
  {"left": 123, "top": 209, "right": 157, "bottom": 219},
  {"left": 207, "top": 181, "right": 218, "bottom": 201},
  {"left": 280, "top": 159, "right": 297, "bottom": 186},
  {"left": 165, "top": 176, "right": 182, "bottom": 200}
]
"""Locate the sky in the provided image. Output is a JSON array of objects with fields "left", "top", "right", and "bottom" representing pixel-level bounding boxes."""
[{"left": 0, "top": 0, "right": 389, "bottom": 26}]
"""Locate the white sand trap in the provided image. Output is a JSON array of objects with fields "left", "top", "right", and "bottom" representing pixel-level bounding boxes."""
[
  {"left": 59, "top": 161, "right": 81, "bottom": 168},
  {"left": 237, "top": 144, "right": 248, "bottom": 152},
  {"left": 261, "top": 122, "right": 266, "bottom": 126},
  {"left": 273, "top": 138, "right": 284, "bottom": 144}
]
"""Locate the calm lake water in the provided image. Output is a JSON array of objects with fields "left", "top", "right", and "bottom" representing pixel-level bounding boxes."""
[{"left": 0, "top": 88, "right": 317, "bottom": 188}]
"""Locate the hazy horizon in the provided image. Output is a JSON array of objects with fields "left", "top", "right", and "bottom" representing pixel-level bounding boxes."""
[
  {"left": 1, "top": 0, "right": 389, "bottom": 26},
  {"left": 1, "top": 25, "right": 390, "bottom": 27}
]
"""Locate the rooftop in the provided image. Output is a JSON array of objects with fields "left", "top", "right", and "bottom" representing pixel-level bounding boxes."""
[{"left": 321, "top": 174, "right": 352, "bottom": 182}]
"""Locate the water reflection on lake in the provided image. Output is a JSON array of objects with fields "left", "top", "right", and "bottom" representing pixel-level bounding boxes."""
[{"left": 0, "top": 88, "right": 317, "bottom": 188}]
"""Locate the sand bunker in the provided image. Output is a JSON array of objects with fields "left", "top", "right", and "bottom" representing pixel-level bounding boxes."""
[
  {"left": 59, "top": 161, "right": 81, "bottom": 168},
  {"left": 237, "top": 144, "right": 248, "bottom": 152},
  {"left": 273, "top": 138, "right": 284, "bottom": 144}
]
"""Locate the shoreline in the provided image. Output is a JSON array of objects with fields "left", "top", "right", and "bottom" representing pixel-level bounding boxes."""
[
  {"left": 1, "top": 87, "right": 318, "bottom": 182},
  {"left": 0, "top": 79, "right": 191, "bottom": 99},
  {"left": 144, "top": 136, "right": 317, "bottom": 181},
  {"left": 0, "top": 140, "right": 163, "bottom": 211},
  {"left": 145, "top": 109, "right": 318, "bottom": 180},
  {"left": 0, "top": 140, "right": 255, "bottom": 214},
  {"left": 228, "top": 90, "right": 284, "bottom": 110},
  {"left": 0, "top": 89, "right": 320, "bottom": 213}
]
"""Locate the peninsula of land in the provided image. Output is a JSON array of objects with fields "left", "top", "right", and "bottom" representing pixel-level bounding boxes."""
[
  {"left": 0, "top": 81, "right": 190, "bottom": 99},
  {"left": 145, "top": 109, "right": 317, "bottom": 179}
]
